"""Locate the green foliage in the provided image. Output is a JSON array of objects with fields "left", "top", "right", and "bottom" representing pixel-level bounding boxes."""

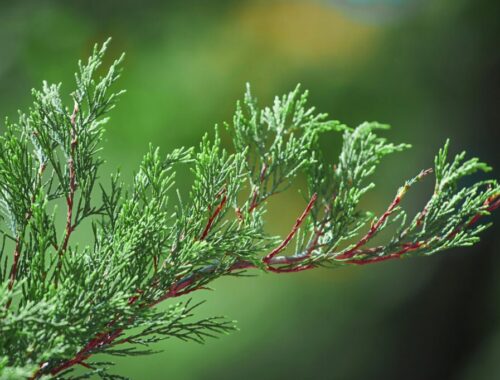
[{"left": 0, "top": 40, "right": 498, "bottom": 379}]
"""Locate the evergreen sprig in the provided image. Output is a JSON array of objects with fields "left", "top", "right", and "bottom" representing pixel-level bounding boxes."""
[{"left": 0, "top": 40, "right": 498, "bottom": 380}]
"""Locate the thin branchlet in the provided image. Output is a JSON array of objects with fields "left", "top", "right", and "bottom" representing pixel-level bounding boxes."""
[{"left": 0, "top": 41, "right": 498, "bottom": 380}]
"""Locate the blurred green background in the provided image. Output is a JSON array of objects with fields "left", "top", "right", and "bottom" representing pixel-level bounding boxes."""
[{"left": 1, "top": 0, "right": 499, "bottom": 379}]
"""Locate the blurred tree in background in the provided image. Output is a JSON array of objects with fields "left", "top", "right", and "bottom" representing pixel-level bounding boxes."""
[{"left": 0, "top": 0, "right": 498, "bottom": 379}]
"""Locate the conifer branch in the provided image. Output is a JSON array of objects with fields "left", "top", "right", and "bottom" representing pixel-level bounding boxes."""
[{"left": 0, "top": 41, "right": 498, "bottom": 380}]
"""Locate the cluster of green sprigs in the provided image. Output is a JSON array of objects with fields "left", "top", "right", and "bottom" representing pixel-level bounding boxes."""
[
  {"left": 0, "top": 40, "right": 498, "bottom": 380},
  {"left": 229, "top": 84, "right": 342, "bottom": 211},
  {"left": 303, "top": 122, "right": 410, "bottom": 260}
]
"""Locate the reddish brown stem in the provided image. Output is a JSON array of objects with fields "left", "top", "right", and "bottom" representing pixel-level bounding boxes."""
[
  {"left": 266, "top": 226, "right": 325, "bottom": 274},
  {"left": 337, "top": 191, "right": 404, "bottom": 260},
  {"left": 200, "top": 191, "right": 227, "bottom": 240},
  {"left": 346, "top": 241, "right": 423, "bottom": 265},
  {"left": 248, "top": 163, "right": 267, "bottom": 213},
  {"left": 268, "top": 203, "right": 330, "bottom": 273},
  {"left": 263, "top": 193, "right": 317, "bottom": 265},
  {"left": 267, "top": 263, "right": 316, "bottom": 273},
  {"left": 265, "top": 225, "right": 324, "bottom": 274},
  {"left": 248, "top": 189, "right": 259, "bottom": 213}
]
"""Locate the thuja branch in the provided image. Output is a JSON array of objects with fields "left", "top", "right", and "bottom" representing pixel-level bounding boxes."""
[{"left": 0, "top": 41, "right": 498, "bottom": 380}]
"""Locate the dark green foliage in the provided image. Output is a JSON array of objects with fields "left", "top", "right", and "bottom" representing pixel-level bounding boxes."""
[{"left": 0, "top": 40, "right": 498, "bottom": 379}]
